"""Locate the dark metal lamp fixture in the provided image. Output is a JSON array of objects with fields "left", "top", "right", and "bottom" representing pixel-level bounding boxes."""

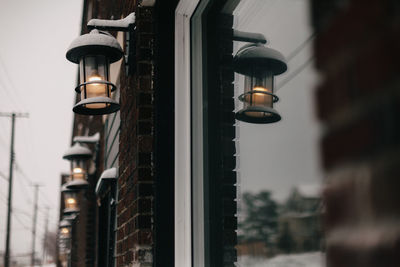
[
  {"left": 63, "top": 143, "right": 93, "bottom": 190},
  {"left": 59, "top": 220, "right": 72, "bottom": 239},
  {"left": 61, "top": 185, "right": 80, "bottom": 215},
  {"left": 233, "top": 30, "right": 287, "bottom": 124},
  {"left": 66, "top": 13, "right": 135, "bottom": 115}
]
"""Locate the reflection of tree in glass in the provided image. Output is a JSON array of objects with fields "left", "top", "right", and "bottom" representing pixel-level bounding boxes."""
[
  {"left": 277, "top": 222, "right": 295, "bottom": 253},
  {"left": 239, "top": 191, "right": 278, "bottom": 245}
]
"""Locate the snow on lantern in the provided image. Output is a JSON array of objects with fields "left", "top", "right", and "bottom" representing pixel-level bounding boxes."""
[
  {"left": 63, "top": 143, "right": 92, "bottom": 190},
  {"left": 66, "top": 29, "right": 123, "bottom": 115}
]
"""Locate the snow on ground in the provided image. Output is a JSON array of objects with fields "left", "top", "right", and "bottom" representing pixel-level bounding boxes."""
[{"left": 237, "top": 252, "right": 325, "bottom": 267}]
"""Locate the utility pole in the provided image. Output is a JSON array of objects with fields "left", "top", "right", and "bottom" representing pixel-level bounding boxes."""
[
  {"left": 42, "top": 207, "right": 49, "bottom": 266},
  {"left": 1, "top": 112, "right": 28, "bottom": 267},
  {"left": 31, "top": 184, "right": 42, "bottom": 267}
]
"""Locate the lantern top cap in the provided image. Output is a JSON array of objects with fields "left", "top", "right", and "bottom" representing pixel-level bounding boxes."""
[
  {"left": 63, "top": 214, "right": 77, "bottom": 221},
  {"left": 59, "top": 220, "right": 72, "bottom": 228},
  {"left": 63, "top": 143, "right": 92, "bottom": 160},
  {"left": 65, "top": 179, "right": 89, "bottom": 190},
  {"left": 63, "top": 207, "right": 80, "bottom": 215},
  {"left": 233, "top": 44, "right": 287, "bottom": 76},
  {"left": 61, "top": 184, "right": 79, "bottom": 193},
  {"left": 66, "top": 29, "right": 123, "bottom": 64}
]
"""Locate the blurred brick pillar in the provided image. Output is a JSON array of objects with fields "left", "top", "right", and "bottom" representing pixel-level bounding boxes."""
[{"left": 312, "top": 0, "right": 400, "bottom": 266}]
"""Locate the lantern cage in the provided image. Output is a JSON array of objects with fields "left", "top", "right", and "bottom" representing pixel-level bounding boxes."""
[
  {"left": 62, "top": 186, "right": 80, "bottom": 215},
  {"left": 71, "top": 158, "right": 89, "bottom": 181},
  {"left": 63, "top": 143, "right": 92, "bottom": 189},
  {"left": 58, "top": 247, "right": 70, "bottom": 267},
  {"left": 58, "top": 237, "right": 70, "bottom": 265},
  {"left": 234, "top": 43, "right": 287, "bottom": 124},
  {"left": 66, "top": 29, "right": 123, "bottom": 115}
]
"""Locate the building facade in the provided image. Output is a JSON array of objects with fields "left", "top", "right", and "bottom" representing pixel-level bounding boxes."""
[{"left": 58, "top": 0, "right": 400, "bottom": 266}]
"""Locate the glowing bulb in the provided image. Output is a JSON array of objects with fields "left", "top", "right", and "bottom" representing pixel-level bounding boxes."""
[
  {"left": 244, "top": 87, "right": 273, "bottom": 118},
  {"left": 61, "top": 228, "right": 69, "bottom": 234},
  {"left": 67, "top": 198, "right": 76, "bottom": 205},
  {"left": 81, "top": 74, "right": 110, "bottom": 109},
  {"left": 73, "top": 167, "right": 83, "bottom": 174},
  {"left": 252, "top": 87, "right": 271, "bottom": 105},
  {"left": 88, "top": 75, "right": 102, "bottom": 82}
]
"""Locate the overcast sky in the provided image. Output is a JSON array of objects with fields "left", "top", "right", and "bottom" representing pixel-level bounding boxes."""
[{"left": 0, "top": 0, "right": 83, "bottom": 258}]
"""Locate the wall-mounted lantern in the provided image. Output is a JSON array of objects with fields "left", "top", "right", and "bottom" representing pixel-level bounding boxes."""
[
  {"left": 63, "top": 143, "right": 92, "bottom": 189},
  {"left": 61, "top": 185, "right": 80, "bottom": 215},
  {"left": 233, "top": 31, "right": 287, "bottom": 124},
  {"left": 59, "top": 220, "right": 72, "bottom": 239},
  {"left": 58, "top": 220, "right": 71, "bottom": 267},
  {"left": 66, "top": 13, "right": 135, "bottom": 116}
]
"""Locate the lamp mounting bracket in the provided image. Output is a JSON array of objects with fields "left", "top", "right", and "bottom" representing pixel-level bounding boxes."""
[
  {"left": 87, "top": 12, "right": 135, "bottom": 31},
  {"left": 73, "top": 133, "right": 100, "bottom": 144},
  {"left": 233, "top": 30, "right": 267, "bottom": 44},
  {"left": 87, "top": 12, "right": 136, "bottom": 75}
]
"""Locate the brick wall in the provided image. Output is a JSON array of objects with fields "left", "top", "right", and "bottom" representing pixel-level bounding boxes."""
[
  {"left": 204, "top": 5, "right": 237, "bottom": 266},
  {"left": 79, "top": 0, "right": 177, "bottom": 266},
  {"left": 312, "top": 0, "right": 400, "bottom": 266},
  {"left": 117, "top": 4, "right": 155, "bottom": 266},
  {"left": 217, "top": 14, "right": 237, "bottom": 267}
]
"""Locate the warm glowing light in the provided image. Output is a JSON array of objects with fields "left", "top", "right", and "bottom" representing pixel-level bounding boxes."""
[
  {"left": 67, "top": 198, "right": 76, "bottom": 205},
  {"left": 250, "top": 87, "right": 272, "bottom": 105},
  {"left": 72, "top": 166, "right": 85, "bottom": 180},
  {"left": 81, "top": 74, "right": 110, "bottom": 109},
  {"left": 61, "top": 228, "right": 69, "bottom": 234},
  {"left": 65, "top": 196, "right": 77, "bottom": 209},
  {"left": 73, "top": 167, "right": 83, "bottom": 174},
  {"left": 89, "top": 75, "right": 102, "bottom": 82},
  {"left": 243, "top": 87, "right": 273, "bottom": 118}
]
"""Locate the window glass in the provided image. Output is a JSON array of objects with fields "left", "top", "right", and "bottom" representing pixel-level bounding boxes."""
[{"left": 233, "top": 1, "right": 325, "bottom": 266}]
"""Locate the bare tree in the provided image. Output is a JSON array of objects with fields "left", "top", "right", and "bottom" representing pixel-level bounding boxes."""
[{"left": 42, "top": 231, "right": 57, "bottom": 263}]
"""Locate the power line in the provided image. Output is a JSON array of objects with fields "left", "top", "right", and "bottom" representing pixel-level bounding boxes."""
[
  {"left": 12, "top": 212, "right": 32, "bottom": 233},
  {"left": 14, "top": 162, "right": 33, "bottom": 184},
  {"left": 38, "top": 188, "right": 55, "bottom": 208},
  {"left": 15, "top": 170, "right": 33, "bottom": 204},
  {"left": 0, "top": 170, "right": 8, "bottom": 181},
  {"left": 286, "top": 32, "right": 316, "bottom": 62},
  {"left": 0, "top": 54, "right": 27, "bottom": 111},
  {"left": 276, "top": 56, "right": 314, "bottom": 90},
  {"left": 14, "top": 163, "right": 55, "bottom": 209},
  {"left": 0, "top": 228, "right": 29, "bottom": 233},
  {"left": 0, "top": 195, "right": 33, "bottom": 220}
]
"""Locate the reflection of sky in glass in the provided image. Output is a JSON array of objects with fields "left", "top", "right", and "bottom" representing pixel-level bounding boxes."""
[
  {"left": 234, "top": 2, "right": 324, "bottom": 265},
  {"left": 234, "top": 0, "right": 322, "bottom": 203}
]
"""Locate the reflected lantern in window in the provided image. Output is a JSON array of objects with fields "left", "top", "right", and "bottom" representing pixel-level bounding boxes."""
[{"left": 234, "top": 44, "right": 287, "bottom": 124}]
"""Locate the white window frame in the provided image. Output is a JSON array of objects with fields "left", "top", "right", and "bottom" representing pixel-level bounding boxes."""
[
  {"left": 175, "top": 1, "right": 239, "bottom": 266},
  {"left": 175, "top": 1, "right": 200, "bottom": 266}
]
